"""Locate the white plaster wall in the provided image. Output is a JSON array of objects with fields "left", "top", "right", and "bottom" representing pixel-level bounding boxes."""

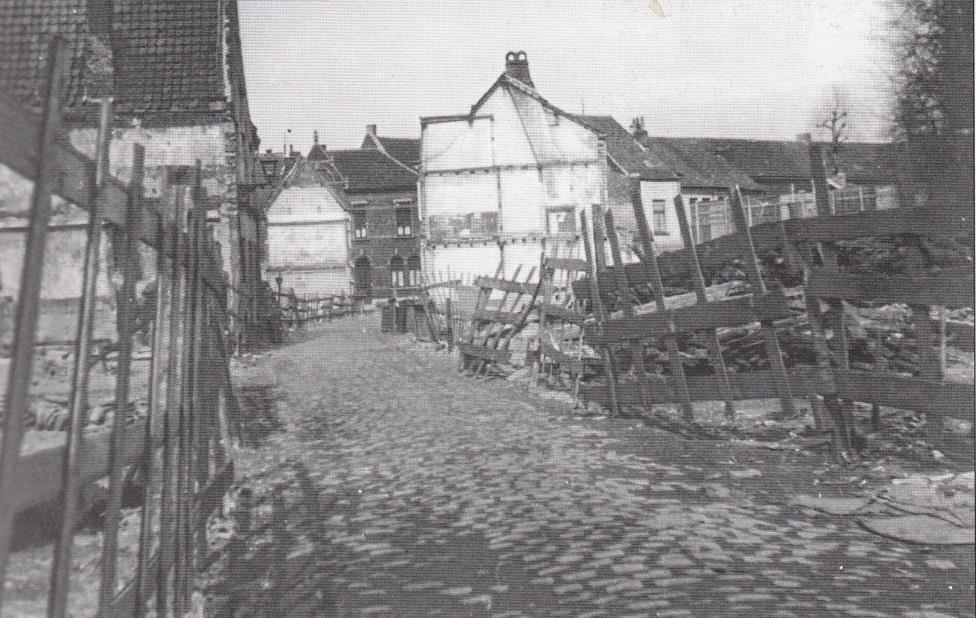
[
  {"left": 424, "top": 243, "right": 501, "bottom": 281},
  {"left": 68, "top": 124, "right": 230, "bottom": 200},
  {"left": 277, "top": 267, "right": 349, "bottom": 297},
  {"left": 268, "top": 186, "right": 348, "bottom": 224},
  {"left": 267, "top": 221, "right": 348, "bottom": 269},
  {"left": 422, "top": 117, "right": 493, "bottom": 172},
  {"left": 499, "top": 168, "right": 544, "bottom": 235}
]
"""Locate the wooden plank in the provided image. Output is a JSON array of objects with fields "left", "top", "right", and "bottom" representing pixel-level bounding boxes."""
[
  {"left": 473, "top": 276, "right": 536, "bottom": 295},
  {"left": 807, "top": 268, "right": 975, "bottom": 308},
  {"left": 109, "top": 460, "right": 233, "bottom": 617},
  {"left": 729, "top": 187, "right": 795, "bottom": 415},
  {"left": 539, "top": 340, "right": 584, "bottom": 374},
  {"left": 647, "top": 205, "right": 973, "bottom": 282},
  {"left": 0, "top": 39, "right": 70, "bottom": 611},
  {"left": 580, "top": 210, "right": 620, "bottom": 415},
  {"left": 539, "top": 303, "right": 587, "bottom": 326},
  {"left": 833, "top": 370, "right": 974, "bottom": 420},
  {"left": 456, "top": 342, "right": 513, "bottom": 363},
  {"left": 587, "top": 291, "right": 791, "bottom": 344},
  {"left": 544, "top": 257, "right": 589, "bottom": 272},
  {"left": 473, "top": 308, "right": 525, "bottom": 325},
  {"left": 580, "top": 368, "right": 817, "bottom": 406}
]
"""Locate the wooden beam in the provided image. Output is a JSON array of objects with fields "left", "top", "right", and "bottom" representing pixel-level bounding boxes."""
[
  {"left": 586, "top": 290, "right": 792, "bottom": 345},
  {"left": 833, "top": 370, "right": 974, "bottom": 420},
  {"left": 473, "top": 276, "right": 536, "bottom": 295},
  {"left": 456, "top": 341, "right": 513, "bottom": 363},
  {"left": 581, "top": 367, "right": 817, "bottom": 406},
  {"left": 539, "top": 303, "right": 587, "bottom": 326},
  {"left": 544, "top": 257, "right": 590, "bottom": 272},
  {"left": 807, "top": 268, "right": 975, "bottom": 308}
]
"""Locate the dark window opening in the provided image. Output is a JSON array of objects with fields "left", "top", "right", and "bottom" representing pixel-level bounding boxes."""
[
  {"left": 353, "top": 211, "right": 367, "bottom": 239},
  {"left": 407, "top": 255, "right": 421, "bottom": 287},
  {"left": 396, "top": 208, "right": 413, "bottom": 237},
  {"left": 652, "top": 199, "right": 668, "bottom": 235},
  {"left": 390, "top": 255, "right": 406, "bottom": 287}
]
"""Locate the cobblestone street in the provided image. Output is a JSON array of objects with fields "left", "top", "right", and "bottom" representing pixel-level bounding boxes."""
[{"left": 213, "top": 316, "right": 975, "bottom": 617}]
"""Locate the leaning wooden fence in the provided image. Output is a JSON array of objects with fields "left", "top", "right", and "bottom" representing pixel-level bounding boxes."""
[
  {"left": 578, "top": 171, "right": 973, "bottom": 457},
  {"left": 0, "top": 40, "right": 238, "bottom": 616}
]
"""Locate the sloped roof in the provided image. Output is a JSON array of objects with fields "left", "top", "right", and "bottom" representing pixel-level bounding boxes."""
[
  {"left": 377, "top": 137, "right": 420, "bottom": 166},
  {"left": 327, "top": 149, "right": 418, "bottom": 192},
  {"left": 635, "top": 136, "right": 762, "bottom": 190},
  {"left": 696, "top": 138, "right": 897, "bottom": 183},
  {"left": 575, "top": 115, "right": 675, "bottom": 180},
  {"left": 0, "top": 0, "right": 233, "bottom": 118}
]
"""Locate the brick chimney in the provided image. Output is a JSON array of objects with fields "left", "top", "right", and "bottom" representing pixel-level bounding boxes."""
[
  {"left": 366, "top": 124, "right": 377, "bottom": 136},
  {"left": 631, "top": 117, "right": 648, "bottom": 140},
  {"left": 504, "top": 51, "right": 533, "bottom": 88}
]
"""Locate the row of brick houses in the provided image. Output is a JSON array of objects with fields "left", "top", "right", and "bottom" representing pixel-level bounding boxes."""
[{"left": 0, "top": 0, "right": 267, "bottom": 341}]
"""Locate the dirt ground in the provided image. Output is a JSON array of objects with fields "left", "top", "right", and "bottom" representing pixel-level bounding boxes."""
[{"left": 202, "top": 314, "right": 976, "bottom": 617}]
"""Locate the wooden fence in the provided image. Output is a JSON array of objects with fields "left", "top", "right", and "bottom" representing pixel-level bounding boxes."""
[
  {"left": 576, "top": 150, "right": 973, "bottom": 457},
  {"left": 0, "top": 40, "right": 239, "bottom": 615}
]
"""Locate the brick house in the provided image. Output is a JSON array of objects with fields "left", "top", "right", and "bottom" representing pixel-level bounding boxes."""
[
  {"left": 0, "top": 0, "right": 265, "bottom": 334},
  {"left": 308, "top": 145, "right": 419, "bottom": 301}
]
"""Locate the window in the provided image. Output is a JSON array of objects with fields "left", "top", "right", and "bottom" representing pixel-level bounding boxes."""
[
  {"left": 353, "top": 211, "right": 367, "bottom": 239},
  {"left": 407, "top": 255, "right": 421, "bottom": 287},
  {"left": 395, "top": 207, "right": 412, "bottom": 237},
  {"left": 546, "top": 207, "right": 576, "bottom": 235},
  {"left": 390, "top": 255, "right": 405, "bottom": 287},
  {"left": 651, "top": 199, "right": 668, "bottom": 235}
]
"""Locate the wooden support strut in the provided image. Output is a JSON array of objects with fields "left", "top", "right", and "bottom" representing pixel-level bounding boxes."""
[
  {"left": 673, "top": 194, "right": 736, "bottom": 418},
  {"left": 603, "top": 207, "right": 652, "bottom": 412},
  {"left": 728, "top": 187, "right": 795, "bottom": 417},
  {"left": 580, "top": 209, "right": 620, "bottom": 415},
  {"left": 629, "top": 188, "right": 694, "bottom": 422}
]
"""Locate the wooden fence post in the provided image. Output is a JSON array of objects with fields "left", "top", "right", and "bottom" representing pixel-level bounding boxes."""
[
  {"left": 50, "top": 97, "right": 114, "bottom": 618},
  {"left": 99, "top": 142, "right": 146, "bottom": 611},
  {"left": 0, "top": 37, "right": 70, "bottom": 613}
]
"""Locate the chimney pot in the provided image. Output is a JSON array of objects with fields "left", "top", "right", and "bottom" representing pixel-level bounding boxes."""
[
  {"left": 504, "top": 50, "right": 534, "bottom": 88},
  {"left": 366, "top": 124, "right": 377, "bottom": 135}
]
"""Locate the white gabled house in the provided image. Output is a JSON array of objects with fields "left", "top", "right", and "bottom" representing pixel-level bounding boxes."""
[{"left": 419, "top": 51, "right": 613, "bottom": 281}]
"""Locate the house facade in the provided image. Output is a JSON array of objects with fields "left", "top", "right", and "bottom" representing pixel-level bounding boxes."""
[
  {"left": 310, "top": 146, "right": 420, "bottom": 301},
  {"left": 265, "top": 156, "right": 351, "bottom": 297},
  {"left": 419, "top": 51, "right": 612, "bottom": 281},
  {"left": 0, "top": 0, "right": 265, "bottom": 334}
]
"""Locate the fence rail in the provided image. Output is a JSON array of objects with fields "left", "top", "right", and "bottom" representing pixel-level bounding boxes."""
[
  {"left": 578, "top": 160, "right": 974, "bottom": 459},
  {"left": 0, "top": 39, "right": 240, "bottom": 616}
]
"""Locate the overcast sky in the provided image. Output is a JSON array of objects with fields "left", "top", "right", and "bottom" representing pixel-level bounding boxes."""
[{"left": 239, "top": 0, "right": 897, "bottom": 154}]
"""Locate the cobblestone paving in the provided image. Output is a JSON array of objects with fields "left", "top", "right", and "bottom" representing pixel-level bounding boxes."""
[{"left": 214, "top": 316, "right": 975, "bottom": 617}]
